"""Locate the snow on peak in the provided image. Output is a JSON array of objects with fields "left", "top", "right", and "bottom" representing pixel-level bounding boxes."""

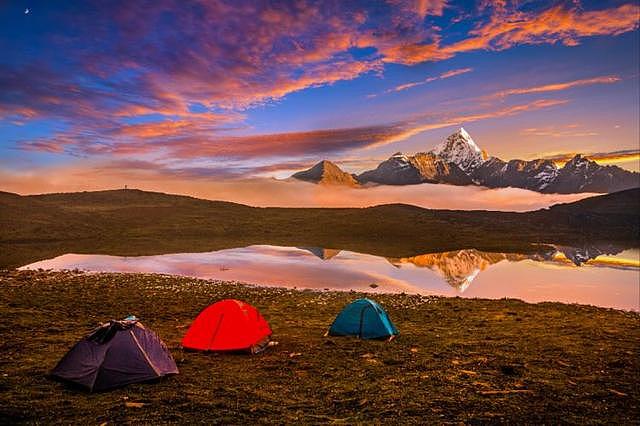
[
  {"left": 390, "top": 152, "right": 410, "bottom": 162},
  {"left": 566, "top": 154, "right": 589, "bottom": 167},
  {"left": 430, "top": 128, "right": 486, "bottom": 173},
  {"left": 456, "top": 127, "right": 481, "bottom": 153}
]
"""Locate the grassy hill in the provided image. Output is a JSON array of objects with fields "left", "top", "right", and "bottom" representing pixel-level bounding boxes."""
[{"left": 1, "top": 188, "right": 638, "bottom": 268}]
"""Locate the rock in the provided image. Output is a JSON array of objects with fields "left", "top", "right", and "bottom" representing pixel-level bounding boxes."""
[{"left": 124, "top": 402, "right": 145, "bottom": 408}]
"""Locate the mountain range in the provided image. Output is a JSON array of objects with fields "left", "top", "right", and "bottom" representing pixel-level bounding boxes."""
[
  {"left": 291, "top": 128, "right": 639, "bottom": 194},
  {"left": 385, "top": 243, "right": 630, "bottom": 292},
  {"left": 297, "top": 243, "right": 630, "bottom": 293}
]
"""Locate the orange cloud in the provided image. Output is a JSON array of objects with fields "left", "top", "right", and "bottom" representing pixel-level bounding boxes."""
[
  {"left": 491, "top": 76, "right": 621, "bottom": 99},
  {"left": 367, "top": 98, "right": 568, "bottom": 148},
  {"left": 17, "top": 98, "right": 568, "bottom": 160},
  {"left": 232, "top": 60, "right": 383, "bottom": 109},
  {"left": 439, "top": 68, "right": 472, "bottom": 79},
  {"left": 376, "top": 40, "right": 453, "bottom": 65},
  {"left": 543, "top": 150, "right": 640, "bottom": 168},
  {"left": 371, "top": 67, "right": 473, "bottom": 97},
  {"left": 378, "top": 3, "right": 640, "bottom": 65},
  {"left": 7, "top": 1, "right": 639, "bottom": 168},
  {"left": 521, "top": 125, "right": 599, "bottom": 138},
  {"left": 112, "top": 112, "right": 243, "bottom": 139},
  {"left": 442, "top": 4, "right": 640, "bottom": 55},
  {"left": 115, "top": 121, "right": 198, "bottom": 139},
  {"left": 160, "top": 124, "right": 404, "bottom": 159}
]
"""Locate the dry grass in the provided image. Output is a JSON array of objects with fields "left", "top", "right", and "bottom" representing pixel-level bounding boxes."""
[{"left": 1, "top": 270, "right": 638, "bottom": 424}]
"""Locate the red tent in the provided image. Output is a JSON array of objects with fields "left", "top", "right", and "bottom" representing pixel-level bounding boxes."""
[{"left": 181, "top": 299, "right": 272, "bottom": 353}]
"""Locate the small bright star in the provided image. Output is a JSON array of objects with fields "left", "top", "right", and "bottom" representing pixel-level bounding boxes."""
[{"left": 25, "top": 8, "right": 30, "bottom": 14}]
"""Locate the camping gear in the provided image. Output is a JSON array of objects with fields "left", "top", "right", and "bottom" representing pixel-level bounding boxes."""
[
  {"left": 51, "top": 318, "right": 178, "bottom": 392},
  {"left": 328, "top": 298, "right": 398, "bottom": 339},
  {"left": 182, "top": 299, "right": 272, "bottom": 353}
]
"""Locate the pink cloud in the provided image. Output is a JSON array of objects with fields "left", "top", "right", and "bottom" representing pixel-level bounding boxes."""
[
  {"left": 4, "top": 0, "right": 639, "bottom": 169},
  {"left": 17, "top": 98, "right": 566, "bottom": 160}
]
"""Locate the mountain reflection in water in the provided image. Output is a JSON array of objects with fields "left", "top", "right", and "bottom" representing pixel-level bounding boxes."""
[
  {"left": 386, "top": 250, "right": 546, "bottom": 292},
  {"left": 20, "top": 245, "right": 639, "bottom": 311}
]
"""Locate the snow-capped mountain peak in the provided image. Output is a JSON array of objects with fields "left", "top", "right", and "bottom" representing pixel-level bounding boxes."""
[
  {"left": 565, "top": 154, "right": 590, "bottom": 169},
  {"left": 457, "top": 127, "right": 481, "bottom": 153},
  {"left": 430, "top": 127, "right": 487, "bottom": 173}
]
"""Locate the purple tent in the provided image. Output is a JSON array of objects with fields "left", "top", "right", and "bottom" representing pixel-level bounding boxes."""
[{"left": 51, "top": 319, "right": 178, "bottom": 391}]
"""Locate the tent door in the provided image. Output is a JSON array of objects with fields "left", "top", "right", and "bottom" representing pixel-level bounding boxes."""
[
  {"left": 129, "top": 330, "right": 161, "bottom": 376},
  {"left": 207, "top": 313, "right": 225, "bottom": 350},
  {"left": 358, "top": 305, "right": 372, "bottom": 339}
]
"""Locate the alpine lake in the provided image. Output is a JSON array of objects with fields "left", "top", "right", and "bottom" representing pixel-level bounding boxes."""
[{"left": 20, "top": 244, "right": 640, "bottom": 311}]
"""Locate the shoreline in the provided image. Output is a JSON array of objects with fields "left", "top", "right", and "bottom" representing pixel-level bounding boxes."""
[
  {"left": 12, "top": 267, "right": 640, "bottom": 314},
  {"left": 1, "top": 270, "right": 638, "bottom": 423}
]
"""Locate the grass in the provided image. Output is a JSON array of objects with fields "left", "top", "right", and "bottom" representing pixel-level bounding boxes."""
[
  {"left": 1, "top": 270, "right": 638, "bottom": 424},
  {"left": 1, "top": 188, "right": 638, "bottom": 423}
]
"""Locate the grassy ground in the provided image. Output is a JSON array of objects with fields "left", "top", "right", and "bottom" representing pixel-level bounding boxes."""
[{"left": 1, "top": 270, "right": 638, "bottom": 424}]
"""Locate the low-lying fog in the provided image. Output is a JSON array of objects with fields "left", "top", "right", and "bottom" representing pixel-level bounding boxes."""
[{"left": 1, "top": 171, "right": 594, "bottom": 211}]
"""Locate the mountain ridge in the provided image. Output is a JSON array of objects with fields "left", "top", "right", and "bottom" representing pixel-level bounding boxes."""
[
  {"left": 290, "top": 128, "right": 639, "bottom": 194},
  {"left": 358, "top": 151, "right": 473, "bottom": 186}
]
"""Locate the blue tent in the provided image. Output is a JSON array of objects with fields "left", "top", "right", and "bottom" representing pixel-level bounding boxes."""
[{"left": 328, "top": 298, "right": 398, "bottom": 339}]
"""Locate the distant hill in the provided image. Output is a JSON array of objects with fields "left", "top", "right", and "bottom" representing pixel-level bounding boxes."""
[
  {"left": 0, "top": 188, "right": 638, "bottom": 268},
  {"left": 290, "top": 128, "right": 640, "bottom": 193},
  {"left": 291, "top": 160, "right": 358, "bottom": 186}
]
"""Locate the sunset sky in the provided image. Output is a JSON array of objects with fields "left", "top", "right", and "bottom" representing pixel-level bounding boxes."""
[{"left": 0, "top": 0, "right": 639, "bottom": 200}]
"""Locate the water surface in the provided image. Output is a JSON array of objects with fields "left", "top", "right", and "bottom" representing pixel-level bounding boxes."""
[{"left": 21, "top": 245, "right": 640, "bottom": 311}]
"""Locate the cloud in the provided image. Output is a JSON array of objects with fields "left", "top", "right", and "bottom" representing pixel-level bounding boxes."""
[
  {"left": 365, "top": 98, "right": 568, "bottom": 149},
  {"left": 440, "top": 3, "right": 640, "bottom": 56},
  {"left": 110, "top": 112, "right": 245, "bottom": 139},
  {"left": 369, "top": 67, "right": 473, "bottom": 97},
  {"left": 489, "top": 76, "right": 621, "bottom": 99},
  {"left": 379, "top": 3, "right": 640, "bottom": 64},
  {"left": 3, "top": 0, "right": 638, "bottom": 170},
  {"left": 3, "top": 1, "right": 636, "bottom": 120},
  {"left": 0, "top": 164, "right": 594, "bottom": 212},
  {"left": 541, "top": 149, "right": 640, "bottom": 167},
  {"left": 477, "top": 0, "right": 508, "bottom": 15},
  {"left": 16, "top": 122, "right": 404, "bottom": 160},
  {"left": 387, "top": 0, "right": 448, "bottom": 18},
  {"left": 439, "top": 68, "right": 472, "bottom": 79},
  {"left": 17, "top": 98, "right": 566, "bottom": 161},
  {"left": 520, "top": 124, "right": 599, "bottom": 138}
]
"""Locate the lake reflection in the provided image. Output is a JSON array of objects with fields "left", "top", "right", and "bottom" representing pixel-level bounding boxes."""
[{"left": 20, "top": 245, "right": 640, "bottom": 311}]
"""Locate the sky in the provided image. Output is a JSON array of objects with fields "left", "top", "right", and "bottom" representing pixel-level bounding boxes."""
[{"left": 0, "top": 0, "right": 639, "bottom": 205}]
